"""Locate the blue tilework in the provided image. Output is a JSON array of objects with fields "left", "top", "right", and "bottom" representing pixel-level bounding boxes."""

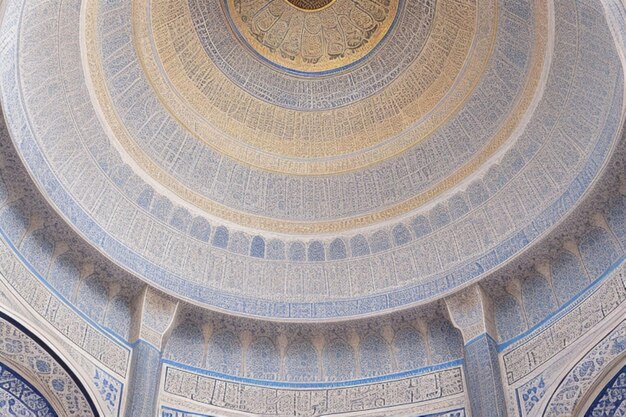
[
  {"left": 585, "top": 365, "right": 626, "bottom": 416},
  {"left": 0, "top": 361, "right": 57, "bottom": 417}
]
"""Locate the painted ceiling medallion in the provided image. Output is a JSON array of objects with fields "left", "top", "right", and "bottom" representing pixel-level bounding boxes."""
[{"left": 229, "top": 0, "right": 398, "bottom": 73}]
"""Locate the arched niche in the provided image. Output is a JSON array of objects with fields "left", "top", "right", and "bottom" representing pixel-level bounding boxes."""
[
  {"left": 0, "top": 361, "right": 57, "bottom": 415},
  {"left": 579, "top": 360, "right": 626, "bottom": 416},
  {"left": 0, "top": 311, "right": 102, "bottom": 416},
  {"left": 542, "top": 322, "right": 626, "bottom": 417},
  {"left": 164, "top": 322, "right": 205, "bottom": 368},
  {"left": 245, "top": 336, "right": 279, "bottom": 380},
  {"left": 206, "top": 331, "right": 242, "bottom": 375},
  {"left": 285, "top": 339, "right": 318, "bottom": 382}
]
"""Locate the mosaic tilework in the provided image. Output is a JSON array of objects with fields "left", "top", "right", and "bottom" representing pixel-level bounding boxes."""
[
  {"left": 516, "top": 374, "right": 546, "bottom": 415},
  {"left": 164, "top": 324, "right": 205, "bottom": 369},
  {"left": 491, "top": 217, "right": 624, "bottom": 344},
  {"left": 0, "top": 0, "right": 623, "bottom": 415},
  {"left": 580, "top": 228, "right": 621, "bottom": 279},
  {"left": 98, "top": 0, "right": 604, "bottom": 224},
  {"left": 607, "top": 194, "right": 626, "bottom": 247},
  {"left": 206, "top": 332, "right": 242, "bottom": 376},
  {"left": 285, "top": 339, "right": 318, "bottom": 382},
  {"left": 428, "top": 320, "right": 464, "bottom": 365},
  {"left": 445, "top": 286, "right": 489, "bottom": 343},
  {"left": 184, "top": 0, "right": 450, "bottom": 110},
  {"left": 323, "top": 338, "right": 356, "bottom": 381},
  {"left": 2, "top": 161, "right": 621, "bottom": 413},
  {"left": 125, "top": 341, "right": 162, "bottom": 417},
  {"left": 359, "top": 334, "right": 392, "bottom": 377},
  {"left": 494, "top": 290, "right": 526, "bottom": 342},
  {"left": 445, "top": 285, "right": 507, "bottom": 417},
  {"left": 140, "top": 288, "right": 179, "bottom": 350},
  {"left": 0, "top": 87, "right": 620, "bottom": 410},
  {"left": 162, "top": 407, "right": 215, "bottom": 417},
  {"left": 419, "top": 411, "right": 465, "bottom": 417},
  {"left": 159, "top": 405, "right": 467, "bottom": 417},
  {"left": 0, "top": 238, "right": 130, "bottom": 378},
  {"left": 393, "top": 327, "right": 428, "bottom": 372},
  {"left": 551, "top": 250, "right": 589, "bottom": 305},
  {"left": 93, "top": 368, "right": 123, "bottom": 416},
  {"left": 246, "top": 336, "right": 281, "bottom": 380},
  {"left": 521, "top": 274, "right": 557, "bottom": 327},
  {"left": 135, "top": 0, "right": 487, "bottom": 169},
  {"left": 163, "top": 312, "right": 463, "bottom": 382}
]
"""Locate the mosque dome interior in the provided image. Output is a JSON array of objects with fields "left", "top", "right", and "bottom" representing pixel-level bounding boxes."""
[{"left": 0, "top": 0, "right": 624, "bottom": 415}]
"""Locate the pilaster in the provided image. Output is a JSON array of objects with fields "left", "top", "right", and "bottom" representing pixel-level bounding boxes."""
[
  {"left": 124, "top": 287, "right": 179, "bottom": 417},
  {"left": 446, "top": 285, "right": 507, "bottom": 417}
]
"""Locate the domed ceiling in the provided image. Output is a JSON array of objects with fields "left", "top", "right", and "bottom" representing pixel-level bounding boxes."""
[{"left": 0, "top": 0, "right": 624, "bottom": 320}]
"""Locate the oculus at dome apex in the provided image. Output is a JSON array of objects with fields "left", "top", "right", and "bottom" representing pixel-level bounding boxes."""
[{"left": 284, "top": 0, "right": 336, "bottom": 11}]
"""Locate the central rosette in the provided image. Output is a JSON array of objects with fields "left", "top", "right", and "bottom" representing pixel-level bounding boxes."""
[{"left": 229, "top": 0, "right": 397, "bottom": 73}]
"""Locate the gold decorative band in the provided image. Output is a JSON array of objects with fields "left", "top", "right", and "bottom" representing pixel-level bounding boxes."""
[
  {"left": 143, "top": 0, "right": 484, "bottom": 172},
  {"left": 82, "top": 0, "right": 548, "bottom": 234}
]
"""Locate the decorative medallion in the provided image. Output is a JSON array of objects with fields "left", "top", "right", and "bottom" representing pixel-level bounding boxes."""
[{"left": 228, "top": 0, "right": 399, "bottom": 73}]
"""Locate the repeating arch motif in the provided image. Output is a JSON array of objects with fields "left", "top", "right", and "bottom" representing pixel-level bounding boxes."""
[
  {"left": 360, "top": 335, "right": 392, "bottom": 377},
  {"left": 206, "top": 331, "right": 241, "bottom": 374},
  {"left": 323, "top": 339, "right": 355, "bottom": 381},
  {"left": 285, "top": 340, "right": 318, "bottom": 382},
  {"left": 246, "top": 337, "right": 280, "bottom": 380}
]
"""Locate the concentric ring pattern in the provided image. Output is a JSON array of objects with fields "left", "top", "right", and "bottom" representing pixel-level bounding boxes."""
[{"left": 0, "top": 0, "right": 624, "bottom": 320}]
